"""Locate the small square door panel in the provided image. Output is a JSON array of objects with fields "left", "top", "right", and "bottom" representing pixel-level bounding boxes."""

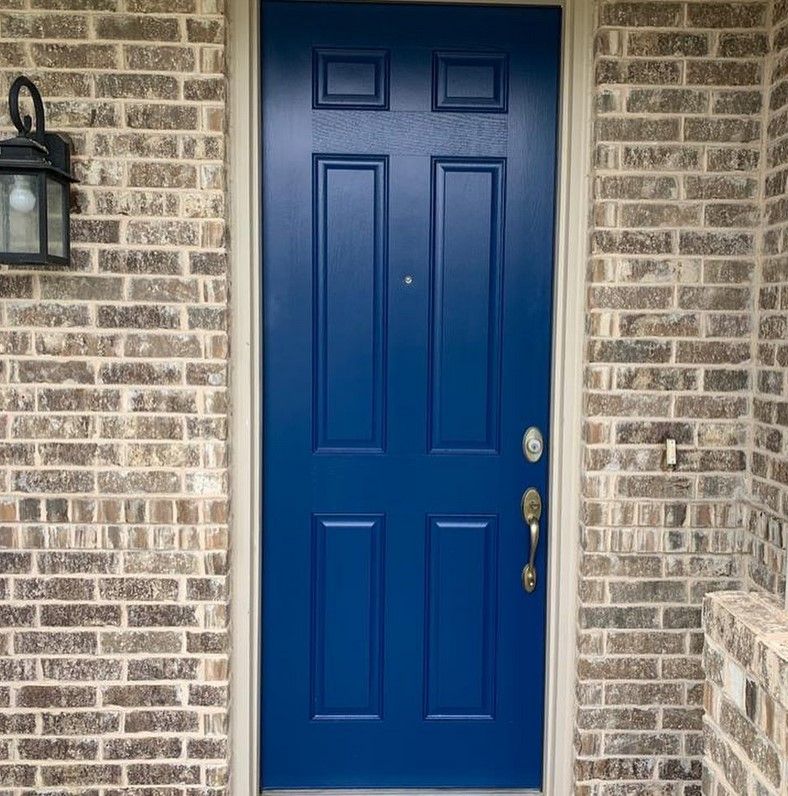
[
  {"left": 314, "top": 48, "right": 390, "bottom": 109},
  {"left": 433, "top": 52, "right": 509, "bottom": 112}
]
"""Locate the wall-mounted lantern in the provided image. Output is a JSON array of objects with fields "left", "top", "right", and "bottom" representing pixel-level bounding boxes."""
[{"left": 0, "top": 76, "right": 77, "bottom": 267}]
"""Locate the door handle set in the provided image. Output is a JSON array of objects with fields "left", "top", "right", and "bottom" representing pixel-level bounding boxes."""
[
  {"left": 520, "top": 426, "right": 544, "bottom": 593},
  {"left": 520, "top": 487, "right": 541, "bottom": 593}
]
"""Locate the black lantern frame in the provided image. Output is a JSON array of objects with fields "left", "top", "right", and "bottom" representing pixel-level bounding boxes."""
[{"left": 0, "top": 76, "right": 78, "bottom": 267}]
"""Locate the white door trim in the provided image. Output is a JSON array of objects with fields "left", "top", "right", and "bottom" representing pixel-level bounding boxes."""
[{"left": 227, "top": 1, "right": 592, "bottom": 794}]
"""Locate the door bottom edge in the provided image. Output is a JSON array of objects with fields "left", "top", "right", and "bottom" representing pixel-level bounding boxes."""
[{"left": 262, "top": 790, "right": 543, "bottom": 795}]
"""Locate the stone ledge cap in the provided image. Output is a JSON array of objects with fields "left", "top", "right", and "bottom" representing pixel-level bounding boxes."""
[{"left": 704, "top": 591, "right": 788, "bottom": 709}]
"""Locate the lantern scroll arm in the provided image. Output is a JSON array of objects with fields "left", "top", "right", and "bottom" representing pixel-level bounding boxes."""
[{"left": 8, "top": 76, "right": 47, "bottom": 146}]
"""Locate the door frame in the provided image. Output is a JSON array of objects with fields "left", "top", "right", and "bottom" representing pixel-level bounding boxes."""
[{"left": 227, "top": 1, "right": 592, "bottom": 793}]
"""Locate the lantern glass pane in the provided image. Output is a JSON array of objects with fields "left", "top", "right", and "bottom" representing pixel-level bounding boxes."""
[
  {"left": 46, "top": 177, "right": 67, "bottom": 259},
  {"left": 0, "top": 173, "right": 40, "bottom": 256}
]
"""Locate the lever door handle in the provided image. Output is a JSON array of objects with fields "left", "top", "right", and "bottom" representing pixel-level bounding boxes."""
[{"left": 520, "top": 487, "right": 541, "bottom": 593}]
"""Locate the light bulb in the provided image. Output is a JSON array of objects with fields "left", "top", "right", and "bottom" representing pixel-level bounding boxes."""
[{"left": 9, "top": 177, "right": 36, "bottom": 214}]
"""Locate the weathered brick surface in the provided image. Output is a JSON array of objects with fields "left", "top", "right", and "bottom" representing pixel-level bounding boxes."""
[
  {"left": 702, "top": 592, "right": 788, "bottom": 795},
  {"left": 0, "top": 0, "right": 228, "bottom": 792},
  {"left": 581, "top": 1, "right": 774, "bottom": 792},
  {"left": 749, "top": 0, "right": 788, "bottom": 601},
  {"left": 588, "top": 1, "right": 788, "bottom": 793}
]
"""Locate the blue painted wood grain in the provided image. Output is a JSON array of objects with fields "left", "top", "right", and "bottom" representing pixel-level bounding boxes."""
[{"left": 262, "top": 1, "right": 561, "bottom": 788}]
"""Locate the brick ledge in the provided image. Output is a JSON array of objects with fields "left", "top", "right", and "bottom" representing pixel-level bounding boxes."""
[{"left": 704, "top": 591, "right": 788, "bottom": 709}]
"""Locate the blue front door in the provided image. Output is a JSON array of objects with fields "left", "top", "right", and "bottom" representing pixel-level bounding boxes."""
[{"left": 262, "top": 2, "right": 560, "bottom": 788}]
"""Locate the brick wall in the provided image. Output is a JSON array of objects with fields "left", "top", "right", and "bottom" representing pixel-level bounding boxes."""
[
  {"left": 0, "top": 0, "right": 228, "bottom": 792},
  {"left": 702, "top": 591, "right": 787, "bottom": 794},
  {"left": 749, "top": 0, "right": 788, "bottom": 600},
  {"left": 580, "top": 1, "right": 771, "bottom": 792}
]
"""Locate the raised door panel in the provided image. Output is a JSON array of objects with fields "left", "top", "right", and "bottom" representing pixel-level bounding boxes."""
[
  {"left": 314, "top": 156, "right": 388, "bottom": 452},
  {"left": 433, "top": 52, "right": 509, "bottom": 112},
  {"left": 429, "top": 159, "right": 505, "bottom": 453},
  {"left": 424, "top": 516, "right": 499, "bottom": 719},
  {"left": 311, "top": 514, "right": 385, "bottom": 719},
  {"left": 313, "top": 48, "right": 390, "bottom": 110}
]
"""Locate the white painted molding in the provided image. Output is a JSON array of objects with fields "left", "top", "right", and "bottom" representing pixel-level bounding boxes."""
[
  {"left": 543, "top": 1, "right": 592, "bottom": 794},
  {"left": 228, "top": 0, "right": 261, "bottom": 793},
  {"left": 227, "top": 1, "right": 591, "bottom": 794}
]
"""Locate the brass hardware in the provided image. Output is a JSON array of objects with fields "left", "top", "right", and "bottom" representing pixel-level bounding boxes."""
[
  {"left": 520, "top": 487, "right": 541, "bottom": 593},
  {"left": 522, "top": 562, "right": 536, "bottom": 592},
  {"left": 522, "top": 426, "right": 544, "bottom": 463},
  {"left": 521, "top": 487, "right": 541, "bottom": 524}
]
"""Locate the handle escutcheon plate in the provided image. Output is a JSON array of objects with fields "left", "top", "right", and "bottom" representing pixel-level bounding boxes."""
[{"left": 521, "top": 487, "right": 541, "bottom": 525}]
